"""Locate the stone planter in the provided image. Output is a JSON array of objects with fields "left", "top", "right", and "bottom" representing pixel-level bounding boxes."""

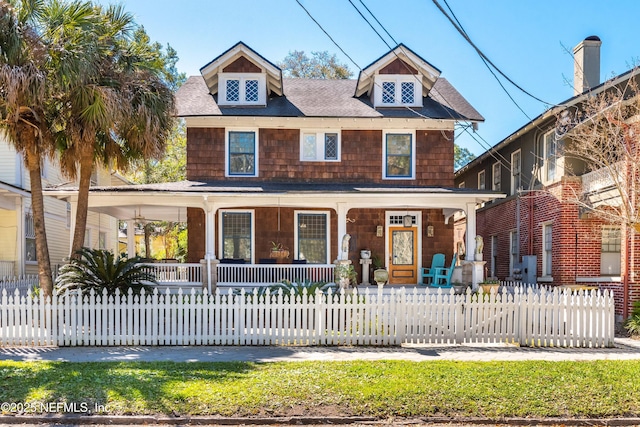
[
  {"left": 360, "top": 250, "right": 371, "bottom": 259},
  {"left": 373, "top": 268, "right": 389, "bottom": 286}
]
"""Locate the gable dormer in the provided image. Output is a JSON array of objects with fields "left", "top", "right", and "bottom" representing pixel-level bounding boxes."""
[
  {"left": 199, "top": 42, "right": 283, "bottom": 107},
  {"left": 355, "top": 44, "right": 441, "bottom": 108}
]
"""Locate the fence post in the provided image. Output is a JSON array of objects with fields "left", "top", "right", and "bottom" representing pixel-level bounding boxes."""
[{"left": 455, "top": 293, "right": 464, "bottom": 344}]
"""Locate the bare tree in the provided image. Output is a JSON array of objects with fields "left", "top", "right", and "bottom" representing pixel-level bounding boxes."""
[{"left": 559, "top": 72, "right": 640, "bottom": 316}]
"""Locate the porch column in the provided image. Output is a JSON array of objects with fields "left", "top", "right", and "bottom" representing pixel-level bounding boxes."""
[
  {"left": 15, "top": 197, "right": 24, "bottom": 276},
  {"left": 203, "top": 198, "right": 218, "bottom": 293},
  {"left": 68, "top": 198, "right": 77, "bottom": 258},
  {"left": 465, "top": 202, "right": 477, "bottom": 258},
  {"left": 126, "top": 220, "right": 136, "bottom": 258},
  {"left": 336, "top": 202, "right": 348, "bottom": 260}
]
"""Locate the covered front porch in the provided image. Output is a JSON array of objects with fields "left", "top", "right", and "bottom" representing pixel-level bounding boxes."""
[{"left": 46, "top": 181, "right": 504, "bottom": 291}]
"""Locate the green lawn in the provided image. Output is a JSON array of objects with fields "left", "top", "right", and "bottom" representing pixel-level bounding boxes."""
[{"left": 1, "top": 360, "right": 639, "bottom": 419}]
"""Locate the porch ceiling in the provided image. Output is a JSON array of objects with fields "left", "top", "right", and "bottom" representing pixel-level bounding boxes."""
[{"left": 44, "top": 180, "right": 504, "bottom": 220}]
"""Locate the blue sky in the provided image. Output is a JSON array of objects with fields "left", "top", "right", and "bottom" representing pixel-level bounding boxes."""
[{"left": 109, "top": 0, "right": 640, "bottom": 156}]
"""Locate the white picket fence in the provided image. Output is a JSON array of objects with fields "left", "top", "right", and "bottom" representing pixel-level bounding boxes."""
[
  {"left": 0, "top": 285, "right": 615, "bottom": 348},
  {"left": 0, "top": 275, "right": 39, "bottom": 296}
]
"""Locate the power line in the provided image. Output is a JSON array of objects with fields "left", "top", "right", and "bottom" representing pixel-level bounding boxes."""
[{"left": 432, "top": 0, "right": 556, "bottom": 107}]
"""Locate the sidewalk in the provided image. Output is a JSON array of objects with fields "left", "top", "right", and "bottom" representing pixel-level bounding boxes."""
[{"left": 1, "top": 338, "right": 639, "bottom": 363}]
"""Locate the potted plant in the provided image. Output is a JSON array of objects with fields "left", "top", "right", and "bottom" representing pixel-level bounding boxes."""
[
  {"left": 270, "top": 241, "right": 290, "bottom": 259},
  {"left": 371, "top": 253, "right": 388, "bottom": 286},
  {"left": 479, "top": 279, "right": 500, "bottom": 294}
]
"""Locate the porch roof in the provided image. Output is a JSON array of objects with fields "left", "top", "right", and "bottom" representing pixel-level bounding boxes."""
[{"left": 44, "top": 180, "right": 504, "bottom": 223}]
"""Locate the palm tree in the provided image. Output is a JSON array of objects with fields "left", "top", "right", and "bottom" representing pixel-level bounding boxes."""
[
  {"left": 57, "top": 7, "right": 175, "bottom": 258},
  {"left": 0, "top": 0, "right": 58, "bottom": 295}
]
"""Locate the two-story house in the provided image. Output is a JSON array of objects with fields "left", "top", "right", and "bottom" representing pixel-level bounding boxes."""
[
  {"left": 46, "top": 42, "right": 501, "bottom": 289},
  {"left": 0, "top": 136, "right": 122, "bottom": 279},
  {"left": 454, "top": 36, "right": 640, "bottom": 317}
]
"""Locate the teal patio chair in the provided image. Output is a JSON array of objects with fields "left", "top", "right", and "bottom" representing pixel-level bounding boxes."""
[
  {"left": 433, "top": 253, "right": 458, "bottom": 288},
  {"left": 421, "top": 253, "right": 445, "bottom": 286}
]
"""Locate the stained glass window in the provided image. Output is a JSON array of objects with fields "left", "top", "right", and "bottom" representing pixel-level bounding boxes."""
[{"left": 324, "top": 133, "right": 338, "bottom": 160}]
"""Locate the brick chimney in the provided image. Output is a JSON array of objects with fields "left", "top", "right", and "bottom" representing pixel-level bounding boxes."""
[{"left": 573, "top": 36, "right": 601, "bottom": 96}]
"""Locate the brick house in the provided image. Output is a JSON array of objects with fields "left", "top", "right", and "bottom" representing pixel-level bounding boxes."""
[
  {"left": 454, "top": 36, "right": 640, "bottom": 317},
  {"left": 47, "top": 42, "right": 500, "bottom": 289}
]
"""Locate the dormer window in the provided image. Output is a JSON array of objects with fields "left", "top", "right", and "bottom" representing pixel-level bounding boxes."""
[
  {"left": 374, "top": 75, "right": 421, "bottom": 107},
  {"left": 218, "top": 73, "right": 266, "bottom": 106}
]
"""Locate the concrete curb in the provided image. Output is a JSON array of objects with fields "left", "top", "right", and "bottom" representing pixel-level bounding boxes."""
[{"left": 2, "top": 415, "right": 640, "bottom": 425}]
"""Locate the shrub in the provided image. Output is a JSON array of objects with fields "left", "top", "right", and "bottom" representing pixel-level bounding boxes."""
[
  {"left": 54, "top": 248, "right": 156, "bottom": 295},
  {"left": 625, "top": 301, "right": 640, "bottom": 336}
]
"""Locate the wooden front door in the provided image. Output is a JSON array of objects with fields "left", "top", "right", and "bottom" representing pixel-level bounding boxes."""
[{"left": 388, "top": 226, "right": 418, "bottom": 284}]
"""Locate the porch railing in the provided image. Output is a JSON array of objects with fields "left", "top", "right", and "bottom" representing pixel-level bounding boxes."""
[
  {"left": 139, "top": 262, "right": 336, "bottom": 289},
  {"left": 581, "top": 162, "right": 624, "bottom": 194},
  {"left": 217, "top": 263, "right": 335, "bottom": 287},
  {"left": 0, "top": 261, "right": 15, "bottom": 278}
]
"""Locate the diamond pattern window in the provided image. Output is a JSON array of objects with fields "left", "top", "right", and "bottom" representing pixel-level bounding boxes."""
[
  {"left": 324, "top": 133, "right": 338, "bottom": 160},
  {"left": 382, "top": 82, "right": 395, "bottom": 104},
  {"left": 226, "top": 79, "right": 240, "bottom": 102},
  {"left": 300, "top": 131, "right": 340, "bottom": 161},
  {"left": 401, "top": 81, "right": 414, "bottom": 104},
  {"left": 245, "top": 79, "right": 258, "bottom": 102}
]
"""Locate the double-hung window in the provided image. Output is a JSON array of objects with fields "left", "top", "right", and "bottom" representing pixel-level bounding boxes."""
[
  {"left": 383, "top": 131, "right": 415, "bottom": 179},
  {"left": 601, "top": 226, "right": 621, "bottom": 275},
  {"left": 492, "top": 162, "right": 501, "bottom": 191},
  {"left": 478, "top": 170, "right": 486, "bottom": 190},
  {"left": 511, "top": 149, "right": 522, "bottom": 195},
  {"left": 220, "top": 210, "right": 253, "bottom": 262},
  {"left": 301, "top": 131, "right": 340, "bottom": 161},
  {"left": 226, "top": 130, "right": 258, "bottom": 176},
  {"left": 510, "top": 230, "right": 519, "bottom": 276},
  {"left": 25, "top": 212, "right": 36, "bottom": 262},
  {"left": 542, "top": 223, "right": 553, "bottom": 277},
  {"left": 295, "top": 211, "right": 330, "bottom": 264},
  {"left": 543, "top": 131, "right": 558, "bottom": 183}
]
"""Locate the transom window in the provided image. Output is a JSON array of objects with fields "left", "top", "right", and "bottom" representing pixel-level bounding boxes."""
[
  {"left": 295, "top": 212, "right": 329, "bottom": 264},
  {"left": 301, "top": 131, "right": 340, "bottom": 162},
  {"left": 218, "top": 73, "right": 265, "bottom": 105},
  {"left": 227, "top": 130, "right": 257, "bottom": 176},
  {"left": 220, "top": 211, "right": 253, "bottom": 262},
  {"left": 383, "top": 132, "right": 415, "bottom": 179}
]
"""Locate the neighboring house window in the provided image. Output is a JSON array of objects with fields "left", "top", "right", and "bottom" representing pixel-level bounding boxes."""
[
  {"left": 300, "top": 131, "right": 340, "bottom": 161},
  {"left": 511, "top": 149, "right": 522, "bottom": 195},
  {"left": 542, "top": 223, "right": 553, "bottom": 277},
  {"left": 220, "top": 210, "right": 253, "bottom": 262},
  {"left": 544, "top": 131, "right": 558, "bottom": 182},
  {"left": 66, "top": 202, "right": 71, "bottom": 229},
  {"left": 601, "top": 226, "right": 621, "bottom": 276},
  {"left": 98, "top": 231, "right": 107, "bottom": 250},
  {"left": 490, "top": 235, "right": 497, "bottom": 278},
  {"left": 478, "top": 170, "right": 486, "bottom": 190},
  {"left": 226, "top": 130, "right": 258, "bottom": 176},
  {"left": 510, "top": 230, "right": 519, "bottom": 276},
  {"left": 374, "top": 75, "right": 421, "bottom": 107},
  {"left": 218, "top": 73, "right": 266, "bottom": 105},
  {"left": 492, "top": 162, "right": 501, "bottom": 191},
  {"left": 295, "top": 211, "right": 329, "bottom": 264},
  {"left": 383, "top": 131, "right": 415, "bottom": 179},
  {"left": 25, "top": 212, "right": 36, "bottom": 262},
  {"left": 84, "top": 229, "right": 91, "bottom": 248},
  {"left": 458, "top": 181, "right": 465, "bottom": 188}
]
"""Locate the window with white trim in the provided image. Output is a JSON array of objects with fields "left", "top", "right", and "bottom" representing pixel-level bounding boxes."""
[
  {"left": 543, "top": 131, "right": 558, "bottom": 183},
  {"left": 99, "top": 231, "right": 107, "bottom": 250},
  {"left": 220, "top": 210, "right": 253, "bottom": 262},
  {"left": 295, "top": 211, "right": 329, "bottom": 264},
  {"left": 383, "top": 131, "right": 415, "bottom": 179},
  {"left": 601, "top": 226, "right": 621, "bottom": 275},
  {"left": 300, "top": 131, "right": 340, "bottom": 161},
  {"left": 218, "top": 73, "right": 266, "bottom": 105},
  {"left": 458, "top": 181, "right": 465, "bottom": 188},
  {"left": 492, "top": 162, "right": 501, "bottom": 191},
  {"left": 25, "top": 212, "right": 36, "bottom": 262},
  {"left": 542, "top": 223, "right": 553, "bottom": 277},
  {"left": 226, "top": 130, "right": 258, "bottom": 176},
  {"left": 511, "top": 149, "right": 522, "bottom": 195},
  {"left": 84, "top": 229, "right": 91, "bottom": 248},
  {"left": 478, "top": 170, "right": 486, "bottom": 190},
  {"left": 373, "top": 75, "right": 422, "bottom": 107},
  {"left": 510, "top": 230, "right": 519, "bottom": 276}
]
